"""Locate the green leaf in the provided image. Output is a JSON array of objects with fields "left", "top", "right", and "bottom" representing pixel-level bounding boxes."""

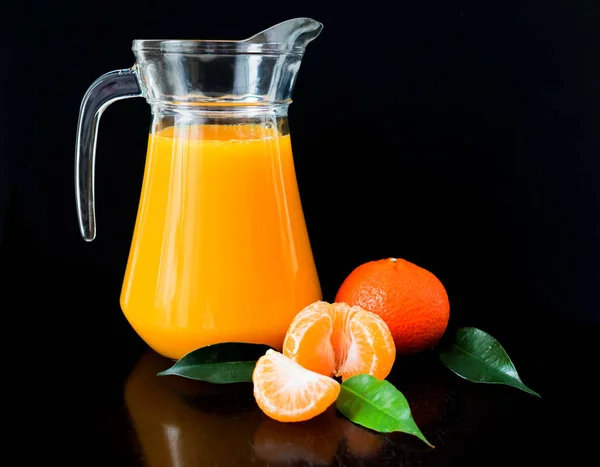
[
  {"left": 437, "top": 327, "right": 540, "bottom": 398},
  {"left": 336, "top": 374, "right": 434, "bottom": 448},
  {"left": 157, "top": 342, "right": 273, "bottom": 384}
]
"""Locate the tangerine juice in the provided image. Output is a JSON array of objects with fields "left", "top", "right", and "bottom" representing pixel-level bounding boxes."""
[{"left": 120, "top": 122, "right": 322, "bottom": 360}]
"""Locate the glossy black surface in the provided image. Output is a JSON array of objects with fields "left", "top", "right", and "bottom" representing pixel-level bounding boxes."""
[
  {"left": 3, "top": 248, "right": 595, "bottom": 466},
  {"left": 3, "top": 2, "right": 600, "bottom": 465}
]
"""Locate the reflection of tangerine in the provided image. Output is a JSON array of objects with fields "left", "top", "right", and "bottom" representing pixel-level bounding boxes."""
[
  {"left": 282, "top": 301, "right": 396, "bottom": 381},
  {"left": 124, "top": 350, "right": 263, "bottom": 467},
  {"left": 253, "top": 405, "right": 386, "bottom": 464},
  {"left": 253, "top": 406, "right": 342, "bottom": 466},
  {"left": 339, "top": 418, "right": 385, "bottom": 458},
  {"left": 335, "top": 257, "right": 450, "bottom": 355}
]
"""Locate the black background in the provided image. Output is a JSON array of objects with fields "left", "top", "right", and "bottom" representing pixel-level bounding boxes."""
[
  {"left": 1, "top": 1, "right": 599, "bottom": 349},
  {"left": 1, "top": 1, "right": 599, "bottom": 464}
]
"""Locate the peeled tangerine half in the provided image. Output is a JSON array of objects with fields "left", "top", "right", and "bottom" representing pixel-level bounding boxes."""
[
  {"left": 282, "top": 301, "right": 396, "bottom": 381},
  {"left": 253, "top": 349, "right": 341, "bottom": 423}
]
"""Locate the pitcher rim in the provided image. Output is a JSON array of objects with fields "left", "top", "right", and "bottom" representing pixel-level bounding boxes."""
[{"left": 132, "top": 39, "right": 306, "bottom": 55}]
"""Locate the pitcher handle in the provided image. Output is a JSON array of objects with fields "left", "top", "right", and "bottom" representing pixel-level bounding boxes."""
[{"left": 75, "top": 68, "right": 142, "bottom": 241}]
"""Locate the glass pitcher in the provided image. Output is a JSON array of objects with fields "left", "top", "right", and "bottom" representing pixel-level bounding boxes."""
[{"left": 75, "top": 18, "right": 323, "bottom": 360}]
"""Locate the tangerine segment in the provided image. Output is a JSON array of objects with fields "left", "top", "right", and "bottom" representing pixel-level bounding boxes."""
[
  {"left": 336, "top": 308, "right": 396, "bottom": 381},
  {"left": 283, "top": 301, "right": 396, "bottom": 381},
  {"left": 282, "top": 301, "right": 336, "bottom": 377},
  {"left": 328, "top": 302, "right": 361, "bottom": 370},
  {"left": 253, "top": 349, "right": 341, "bottom": 423}
]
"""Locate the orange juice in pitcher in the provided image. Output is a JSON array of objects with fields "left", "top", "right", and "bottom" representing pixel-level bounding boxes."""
[{"left": 75, "top": 19, "right": 323, "bottom": 360}]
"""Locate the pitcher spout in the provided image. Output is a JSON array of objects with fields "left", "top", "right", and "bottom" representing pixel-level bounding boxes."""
[
  {"left": 243, "top": 17, "right": 323, "bottom": 53},
  {"left": 132, "top": 18, "right": 323, "bottom": 105}
]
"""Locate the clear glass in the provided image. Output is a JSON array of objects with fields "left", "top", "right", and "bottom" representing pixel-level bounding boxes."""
[{"left": 74, "top": 18, "right": 323, "bottom": 360}]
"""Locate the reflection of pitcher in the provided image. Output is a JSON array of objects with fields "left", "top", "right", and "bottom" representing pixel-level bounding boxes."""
[
  {"left": 126, "top": 350, "right": 386, "bottom": 467},
  {"left": 125, "top": 350, "right": 264, "bottom": 466},
  {"left": 75, "top": 19, "right": 323, "bottom": 359}
]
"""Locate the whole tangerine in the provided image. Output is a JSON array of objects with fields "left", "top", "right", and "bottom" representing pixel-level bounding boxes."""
[{"left": 335, "top": 257, "right": 450, "bottom": 356}]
